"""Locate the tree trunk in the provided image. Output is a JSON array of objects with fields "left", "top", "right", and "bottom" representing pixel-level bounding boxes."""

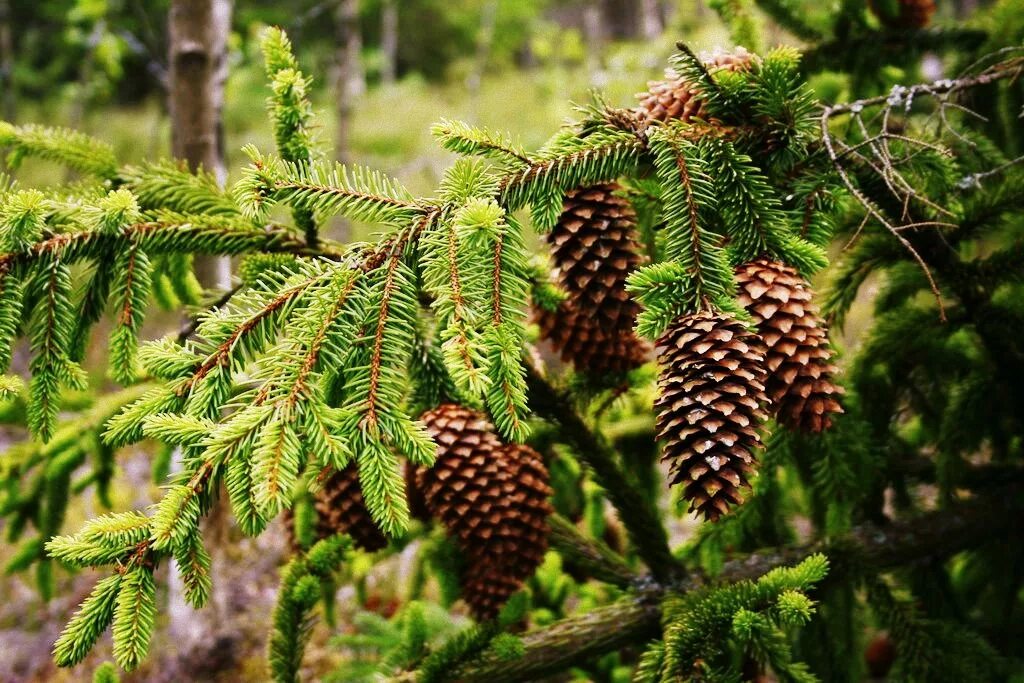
[
  {"left": 582, "top": 4, "right": 604, "bottom": 84},
  {"left": 0, "top": 0, "right": 14, "bottom": 122},
  {"left": 466, "top": 0, "right": 499, "bottom": 123},
  {"left": 639, "top": 0, "right": 663, "bottom": 39},
  {"left": 380, "top": 0, "right": 398, "bottom": 85},
  {"left": 165, "top": 0, "right": 234, "bottom": 661},
  {"left": 334, "top": 0, "right": 364, "bottom": 167},
  {"left": 168, "top": 0, "right": 232, "bottom": 289}
]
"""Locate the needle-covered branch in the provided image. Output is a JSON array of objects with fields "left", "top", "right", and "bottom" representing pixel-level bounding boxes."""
[{"left": 414, "top": 484, "right": 1024, "bottom": 683}]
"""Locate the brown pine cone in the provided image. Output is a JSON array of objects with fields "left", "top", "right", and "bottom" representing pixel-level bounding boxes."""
[
  {"left": 735, "top": 259, "right": 844, "bottom": 433},
  {"left": 418, "top": 404, "right": 553, "bottom": 620},
  {"left": 655, "top": 312, "right": 769, "bottom": 521},
  {"left": 312, "top": 464, "right": 388, "bottom": 552},
  {"left": 636, "top": 48, "right": 755, "bottom": 124},
  {"left": 536, "top": 183, "right": 649, "bottom": 375},
  {"left": 405, "top": 461, "right": 430, "bottom": 523},
  {"left": 460, "top": 564, "right": 524, "bottom": 621},
  {"left": 869, "top": 0, "right": 936, "bottom": 29}
]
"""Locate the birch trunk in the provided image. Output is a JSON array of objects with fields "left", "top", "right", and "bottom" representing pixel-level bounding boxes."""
[
  {"left": 0, "top": 0, "right": 13, "bottom": 122},
  {"left": 168, "top": 0, "right": 232, "bottom": 289},
  {"left": 380, "top": 0, "right": 398, "bottom": 86}
]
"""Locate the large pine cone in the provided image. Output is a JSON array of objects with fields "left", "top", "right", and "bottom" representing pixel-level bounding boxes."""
[
  {"left": 735, "top": 259, "right": 844, "bottom": 433},
  {"left": 636, "top": 48, "right": 755, "bottom": 124},
  {"left": 536, "top": 183, "right": 649, "bottom": 374},
  {"left": 869, "top": 0, "right": 936, "bottom": 29},
  {"left": 311, "top": 464, "right": 388, "bottom": 552},
  {"left": 418, "top": 404, "right": 552, "bottom": 620},
  {"left": 655, "top": 313, "right": 769, "bottom": 522}
]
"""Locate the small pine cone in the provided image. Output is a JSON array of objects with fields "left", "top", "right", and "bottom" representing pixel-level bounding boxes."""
[
  {"left": 735, "top": 259, "right": 844, "bottom": 433},
  {"left": 536, "top": 183, "right": 649, "bottom": 374},
  {"left": 870, "top": 0, "right": 935, "bottom": 29},
  {"left": 418, "top": 404, "right": 553, "bottom": 618},
  {"left": 312, "top": 464, "right": 388, "bottom": 552},
  {"left": 636, "top": 48, "right": 755, "bottom": 124},
  {"left": 655, "top": 312, "right": 769, "bottom": 522}
]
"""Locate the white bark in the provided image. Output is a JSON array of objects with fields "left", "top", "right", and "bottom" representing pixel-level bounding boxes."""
[
  {"left": 168, "top": 0, "right": 232, "bottom": 289},
  {"left": 380, "top": 0, "right": 398, "bottom": 85},
  {"left": 335, "top": 0, "right": 365, "bottom": 166}
]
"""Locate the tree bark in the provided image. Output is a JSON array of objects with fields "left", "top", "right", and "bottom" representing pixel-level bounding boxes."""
[
  {"left": 0, "top": 0, "right": 14, "bottom": 122},
  {"left": 582, "top": 3, "right": 604, "bottom": 82},
  {"left": 466, "top": 0, "right": 499, "bottom": 122},
  {"left": 380, "top": 0, "right": 398, "bottom": 85},
  {"left": 334, "top": 0, "right": 364, "bottom": 166},
  {"left": 165, "top": 0, "right": 233, "bottom": 657},
  {"left": 639, "top": 0, "right": 663, "bottom": 39},
  {"left": 168, "top": 0, "right": 232, "bottom": 288}
]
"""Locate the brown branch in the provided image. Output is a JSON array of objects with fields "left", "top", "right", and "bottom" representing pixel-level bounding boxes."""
[
  {"left": 547, "top": 513, "right": 638, "bottom": 588},
  {"left": 524, "top": 360, "right": 682, "bottom": 584},
  {"left": 411, "top": 484, "right": 1024, "bottom": 683}
]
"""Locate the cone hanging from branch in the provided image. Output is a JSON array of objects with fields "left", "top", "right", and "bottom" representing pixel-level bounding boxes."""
[
  {"left": 735, "top": 258, "right": 844, "bottom": 433},
  {"left": 418, "top": 404, "right": 553, "bottom": 619},
  {"left": 655, "top": 312, "right": 769, "bottom": 522},
  {"left": 312, "top": 464, "right": 389, "bottom": 552},
  {"left": 536, "top": 183, "right": 650, "bottom": 375},
  {"left": 636, "top": 48, "right": 755, "bottom": 124}
]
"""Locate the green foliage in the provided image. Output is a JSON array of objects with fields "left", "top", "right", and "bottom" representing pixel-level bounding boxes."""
[
  {"left": 3, "top": 19, "right": 1020, "bottom": 682},
  {"left": 0, "top": 122, "right": 118, "bottom": 179},
  {"left": 269, "top": 534, "right": 352, "bottom": 683},
  {"left": 646, "top": 555, "right": 829, "bottom": 682}
]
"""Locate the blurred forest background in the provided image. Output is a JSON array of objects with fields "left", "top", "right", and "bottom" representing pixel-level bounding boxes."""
[{"left": 0, "top": 0, "right": 1018, "bottom": 680}]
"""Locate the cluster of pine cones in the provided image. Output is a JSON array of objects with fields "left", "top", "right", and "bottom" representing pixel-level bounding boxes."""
[
  {"left": 292, "top": 405, "right": 552, "bottom": 621},
  {"left": 539, "top": 49, "right": 843, "bottom": 522},
  {"left": 291, "top": 51, "right": 849, "bottom": 615}
]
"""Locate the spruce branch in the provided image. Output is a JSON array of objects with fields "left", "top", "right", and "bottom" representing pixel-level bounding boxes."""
[
  {"left": 432, "top": 118, "right": 532, "bottom": 167},
  {"left": 406, "top": 485, "right": 1024, "bottom": 682},
  {"left": 546, "top": 513, "right": 637, "bottom": 588},
  {"left": 524, "top": 359, "right": 681, "bottom": 583},
  {"left": 820, "top": 51, "right": 1024, "bottom": 321},
  {"left": 0, "top": 122, "right": 119, "bottom": 179}
]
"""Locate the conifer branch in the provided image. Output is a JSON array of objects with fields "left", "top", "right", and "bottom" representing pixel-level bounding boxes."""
[
  {"left": 524, "top": 360, "right": 681, "bottom": 583},
  {"left": 546, "top": 513, "right": 637, "bottom": 588},
  {"left": 410, "top": 484, "right": 1024, "bottom": 682}
]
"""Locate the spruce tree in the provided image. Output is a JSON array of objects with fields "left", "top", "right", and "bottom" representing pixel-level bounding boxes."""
[{"left": 0, "top": 9, "right": 1022, "bottom": 681}]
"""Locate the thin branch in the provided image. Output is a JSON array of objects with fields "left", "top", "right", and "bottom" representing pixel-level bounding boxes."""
[
  {"left": 524, "top": 359, "right": 682, "bottom": 583},
  {"left": 407, "top": 484, "right": 1024, "bottom": 683},
  {"left": 547, "top": 513, "right": 638, "bottom": 588}
]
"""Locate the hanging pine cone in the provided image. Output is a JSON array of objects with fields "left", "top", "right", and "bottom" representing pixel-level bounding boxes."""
[
  {"left": 460, "top": 563, "right": 525, "bottom": 621},
  {"left": 869, "top": 0, "right": 936, "bottom": 29},
  {"left": 655, "top": 312, "right": 769, "bottom": 522},
  {"left": 536, "top": 183, "right": 649, "bottom": 374},
  {"left": 404, "top": 461, "right": 430, "bottom": 523},
  {"left": 418, "top": 404, "right": 553, "bottom": 620},
  {"left": 636, "top": 47, "right": 755, "bottom": 124},
  {"left": 311, "top": 464, "right": 389, "bottom": 552},
  {"left": 735, "top": 259, "right": 844, "bottom": 433}
]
